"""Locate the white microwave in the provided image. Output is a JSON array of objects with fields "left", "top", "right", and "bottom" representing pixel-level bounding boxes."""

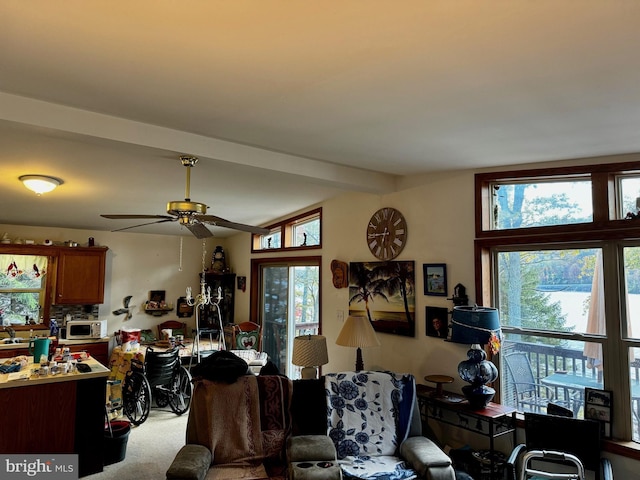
[{"left": 66, "top": 319, "right": 107, "bottom": 340}]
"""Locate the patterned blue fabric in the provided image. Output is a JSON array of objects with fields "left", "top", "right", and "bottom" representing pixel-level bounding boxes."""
[{"left": 325, "top": 371, "right": 417, "bottom": 480}]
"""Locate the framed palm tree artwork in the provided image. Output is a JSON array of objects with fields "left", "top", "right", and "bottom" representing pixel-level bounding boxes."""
[{"left": 348, "top": 261, "right": 415, "bottom": 337}]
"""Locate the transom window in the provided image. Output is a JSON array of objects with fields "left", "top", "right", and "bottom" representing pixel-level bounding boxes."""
[{"left": 252, "top": 208, "right": 321, "bottom": 253}]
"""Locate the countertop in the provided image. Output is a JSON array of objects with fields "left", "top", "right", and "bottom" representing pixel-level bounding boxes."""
[
  {"left": 0, "top": 336, "right": 111, "bottom": 351},
  {"left": 0, "top": 355, "right": 110, "bottom": 389}
]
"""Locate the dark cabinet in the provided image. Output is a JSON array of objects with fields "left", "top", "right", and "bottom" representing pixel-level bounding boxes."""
[
  {"left": 200, "top": 273, "right": 236, "bottom": 328},
  {"left": 54, "top": 247, "right": 107, "bottom": 304}
]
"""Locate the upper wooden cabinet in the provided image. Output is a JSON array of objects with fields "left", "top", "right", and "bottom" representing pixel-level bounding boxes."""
[{"left": 53, "top": 247, "right": 107, "bottom": 304}]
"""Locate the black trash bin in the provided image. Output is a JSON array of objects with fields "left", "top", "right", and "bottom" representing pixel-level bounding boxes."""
[{"left": 104, "top": 420, "right": 131, "bottom": 465}]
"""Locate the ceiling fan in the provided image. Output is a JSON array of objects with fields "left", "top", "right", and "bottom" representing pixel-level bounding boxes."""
[{"left": 101, "top": 156, "right": 270, "bottom": 238}]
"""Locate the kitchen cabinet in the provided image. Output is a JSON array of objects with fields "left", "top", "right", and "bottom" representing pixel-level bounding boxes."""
[
  {"left": 200, "top": 273, "right": 236, "bottom": 328},
  {"left": 54, "top": 247, "right": 107, "bottom": 304}
]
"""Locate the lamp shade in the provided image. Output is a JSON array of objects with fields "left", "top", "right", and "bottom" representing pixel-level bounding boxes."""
[
  {"left": 292, "top": 335, "right": 329, "bottom": 368},
  {"left": 450, "top": 306, "right": 501, "bottom": 345},
  {"left": 336, "top": 316, "right": 381, "bottom": 348}
]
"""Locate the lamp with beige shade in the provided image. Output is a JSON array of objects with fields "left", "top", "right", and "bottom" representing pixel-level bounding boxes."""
[
  {"left": 292, "top": 334, "right": 329, "bottom": 379},
  {"left": 335, "top": 315, "right": 380, "bottom": 371}
]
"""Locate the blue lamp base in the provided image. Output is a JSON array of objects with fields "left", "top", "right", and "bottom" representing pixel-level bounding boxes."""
[
  {"left": 458, "top": 344, "right": 498, "bottom": 409},
  {"left": 461, "top": 384, "right": 496, "bottom": 409}
]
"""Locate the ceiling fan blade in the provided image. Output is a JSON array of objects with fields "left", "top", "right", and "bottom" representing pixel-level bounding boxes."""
[
  {"left": 110, "top": 218, "right": 175, "bottom": 233},
  {"left": 199, "top": 215, "right": 270, "bottom": 235},
  {"left": 101, "top": 214, "right": 175, "bottom": 220},
  {"left": 186, "top": 222, "right": 214, "bottom": 239}
]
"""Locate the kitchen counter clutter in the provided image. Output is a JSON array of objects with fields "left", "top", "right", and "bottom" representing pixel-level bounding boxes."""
[
  {"left": 0, "top": 354, "right": 110, "bottom": 477},
  {"left": 0, "top": 336, "right": 111, "bottom": 365},
  {"left": 0, "top": 354, "right": 110, "bottom": 387}
]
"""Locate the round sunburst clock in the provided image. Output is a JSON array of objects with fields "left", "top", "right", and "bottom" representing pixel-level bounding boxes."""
[{"left": 366, "top": 207, "right": 407, "bottom": 260}]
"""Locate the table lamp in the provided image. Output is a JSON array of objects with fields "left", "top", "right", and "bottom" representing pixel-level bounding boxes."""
[
  {"left": 335, "top": 315, "right": 380, "bottom": 371},
  {"left": 450, "top": 305, "right": 501, "bottom": 409},
  {"left": 292, "top": 334, "right": 329, "bottom": 379}
]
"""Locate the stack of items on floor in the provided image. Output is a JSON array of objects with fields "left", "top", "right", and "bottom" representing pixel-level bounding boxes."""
[{"left": 106, "top": 329, "right": 144, "bottom": 420}]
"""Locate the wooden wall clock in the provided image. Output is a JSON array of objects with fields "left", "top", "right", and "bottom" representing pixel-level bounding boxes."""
[{"left": 366, "top": 207, "right": 407, "bottom": 260}]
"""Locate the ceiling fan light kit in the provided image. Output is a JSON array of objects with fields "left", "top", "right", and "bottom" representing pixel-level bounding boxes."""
[
  {"left": 101, "top": 156, "right": 269, "bottom": 238},
  {"left": 19, "top": 175, "right": 63, "bottom": 195}
]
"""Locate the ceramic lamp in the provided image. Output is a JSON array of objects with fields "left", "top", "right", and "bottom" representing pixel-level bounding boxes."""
[
  {"left": 292, "top": 335, "right": 329, "bottom": 379},
  {"left": 451, "top": 306, "right": 501, "bottom": 409}
]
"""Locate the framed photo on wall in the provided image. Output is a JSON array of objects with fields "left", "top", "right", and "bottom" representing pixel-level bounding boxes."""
[
  {"left": 426, "top": 306, "right": 449, "bottom": 339},
  {"left": 424, "top": 263, "right": 447, "bottom": 296}
]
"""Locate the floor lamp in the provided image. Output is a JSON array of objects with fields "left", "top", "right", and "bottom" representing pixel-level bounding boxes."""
[{"left": 335, "top": 315, "right": 380, "bottom": 371}]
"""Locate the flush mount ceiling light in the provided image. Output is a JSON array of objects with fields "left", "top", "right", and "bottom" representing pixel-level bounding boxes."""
[{"left": 19, "top": 175, "right": 63, "bottom": 195}]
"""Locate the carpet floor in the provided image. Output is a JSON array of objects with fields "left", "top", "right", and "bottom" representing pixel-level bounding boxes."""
[{"left": 85, "top": 407, "right": 189, "bottom": 480}]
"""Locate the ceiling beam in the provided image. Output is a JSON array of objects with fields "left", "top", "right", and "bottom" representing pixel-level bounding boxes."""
[{"left": 0, "top": 93, "right": 396, "bottom": 194}]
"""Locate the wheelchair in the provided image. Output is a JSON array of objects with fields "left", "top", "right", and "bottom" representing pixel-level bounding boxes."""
[{"left": 122, "top": 346, "right": 193, "bottom": 426}]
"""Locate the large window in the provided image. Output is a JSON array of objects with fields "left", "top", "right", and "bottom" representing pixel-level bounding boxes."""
[{"left": 476, "top": 161, "right": 640, "bottom": 445}]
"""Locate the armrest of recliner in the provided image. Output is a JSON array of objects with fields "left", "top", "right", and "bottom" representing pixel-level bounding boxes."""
[
  {"left": 399, "top": 436, "right": 456, "bottom": 480},
  {"left": 166, "top": 444, "right": 212, "bottom": 480},
  {"left": 287, "top": 435, "right": 338, "bottom": 462}
]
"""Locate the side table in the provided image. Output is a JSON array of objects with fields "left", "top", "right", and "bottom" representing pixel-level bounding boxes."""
[{"left": 416, "top": 384, "right": 517, "bottom": 480}]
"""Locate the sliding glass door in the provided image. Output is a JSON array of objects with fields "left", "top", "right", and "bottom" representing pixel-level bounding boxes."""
[{"left": 252, "top": 257, "right": 320, "bottom": 377}]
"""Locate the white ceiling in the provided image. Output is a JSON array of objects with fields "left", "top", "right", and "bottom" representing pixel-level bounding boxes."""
[{"left": 1, "top": 1, "right": 640, "bottom": 237}]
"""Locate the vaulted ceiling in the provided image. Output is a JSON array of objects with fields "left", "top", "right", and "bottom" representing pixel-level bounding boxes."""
[{"left": 1, "top": 1, "right": 639, "bottom": 237}]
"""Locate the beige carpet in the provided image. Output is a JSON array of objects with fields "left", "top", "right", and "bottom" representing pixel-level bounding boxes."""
[{"left": 85, "top": 408, "right": 189, "bottom": 480}]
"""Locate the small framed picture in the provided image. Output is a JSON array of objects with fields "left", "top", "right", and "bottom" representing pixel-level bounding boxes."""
[
  {"left": 176, "top": 296, "right": 194, "bottom": 318},
  {"left": 585, "top": 388, "right": 612, "bottom": 438},
  {"left": 424, "top": 263, "right": 447, "bottom": 296},
  {"left": 426, "top": 306, "right": 449, "bottom": 339}
]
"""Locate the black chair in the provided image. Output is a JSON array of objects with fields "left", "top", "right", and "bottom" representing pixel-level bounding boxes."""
[
  {"left": 507, "top": 412, "right": 613, "bottom": 480},
  {"left": 546, "top": 402, "right": 573, "bottom": 418},
  {"left": 503, "top": 352, "right": 560, "bottom": 413}
]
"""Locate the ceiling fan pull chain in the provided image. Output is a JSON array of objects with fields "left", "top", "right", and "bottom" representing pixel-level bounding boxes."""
[
  {"left": 178, "top": 236, "right": 183, "bottom": 272},
  {"left": 201, "top": 239, "right": 207, "bottom": 272}
]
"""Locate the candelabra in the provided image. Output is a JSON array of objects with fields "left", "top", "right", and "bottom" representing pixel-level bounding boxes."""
[{"left": 185, "top": 241, "right": 226, "bottom": 354}]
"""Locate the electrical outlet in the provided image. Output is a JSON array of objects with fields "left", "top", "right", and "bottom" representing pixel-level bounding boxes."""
[{"left": 337, "top": 310, "right": 344, "bottom": 322}]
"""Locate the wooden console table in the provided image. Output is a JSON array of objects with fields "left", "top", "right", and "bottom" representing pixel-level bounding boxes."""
[{"left": 416, "top": 383, "right": 517, "bottom": 480}]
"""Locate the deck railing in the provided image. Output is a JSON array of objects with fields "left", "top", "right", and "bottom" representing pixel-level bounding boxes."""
[{"left": 501, "top": 340, "right": 640, "bottom": 441}]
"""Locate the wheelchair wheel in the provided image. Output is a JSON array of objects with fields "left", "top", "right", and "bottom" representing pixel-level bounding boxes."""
[
  {"left": 123, "top": 371, "right": 152, "bottom": 426},
  {"left": 154, "top": 389, "right": 170, "bottom": 408},
  {"left": 168, "top": 366, "right": 193, "bottom": 415}
]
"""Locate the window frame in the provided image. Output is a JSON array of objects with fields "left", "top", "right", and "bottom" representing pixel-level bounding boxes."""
[
  {"left": 251, "top": 207, "right": 322, "bottom": 253},
  {"left": 475, "top": 160, "right": 640, "bottom": 453}
]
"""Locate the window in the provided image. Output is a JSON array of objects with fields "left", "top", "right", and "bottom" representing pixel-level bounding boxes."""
[
  {"left": 0, "top": 254, "right": 48, "bottom": 326},
  {"left": 476, "top": 161, "right": 640, "bottom": 444},
  {"left": 252, "top": 208, "right": 321, "bottom": 252}
]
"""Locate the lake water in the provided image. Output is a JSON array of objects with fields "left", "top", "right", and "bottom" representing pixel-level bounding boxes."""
[{"left": 546, "top": 291, "right": 640, "bottom": 338}]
